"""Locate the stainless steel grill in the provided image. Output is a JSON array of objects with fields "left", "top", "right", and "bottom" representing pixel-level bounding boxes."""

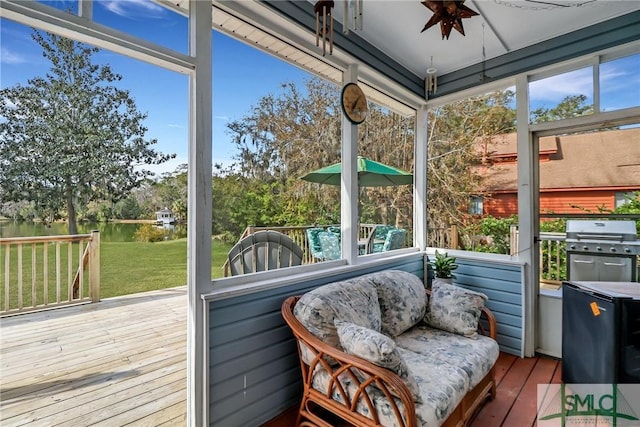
[{"left": 566, "top": 220, "right": 640, "bottom": 282}]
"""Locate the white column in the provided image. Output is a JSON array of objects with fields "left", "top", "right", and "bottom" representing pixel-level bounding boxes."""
[
  {"left": 78, "top": 0, "right": 92, "bottom": 19},
  {"left": 341, "top": 65, "right": 359, "bottom": 263},
  {"left": 187, "top": 1, "right": 212, "bottom": 425},
  {"left": 414, "top": 106, "right": 428, "bottom": 251},
  {"left": 516, "top": 75, "right": 537, "bottom": 358}
]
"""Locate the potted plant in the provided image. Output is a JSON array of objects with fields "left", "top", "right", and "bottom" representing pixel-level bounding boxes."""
[{"left": 432, "top": 250, "right": 458, "bottom": 283}]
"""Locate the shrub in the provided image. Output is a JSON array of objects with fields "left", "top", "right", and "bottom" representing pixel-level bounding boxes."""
[{"left": 134, "top": 223, "right": 169, "bottom": 242}]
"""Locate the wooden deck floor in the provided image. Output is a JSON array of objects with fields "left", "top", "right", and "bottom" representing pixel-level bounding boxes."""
[
  {"left": 265, "top": 352, "right": 562, "bottom": 427},
  {"left": 1, "top": 287, "right": 561, "bottom": 427},
  {"left": 0, "top": 287, "right": 187, "bottom": 427},
  {"left": 470, "top": 352, "right": 561, "bottom": 427}
]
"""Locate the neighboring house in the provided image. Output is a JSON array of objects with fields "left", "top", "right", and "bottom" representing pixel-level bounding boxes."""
[
  {"left": 155, "top": 208, "right": 175, "bottom": 225},
  {"left": 475, "top": 128, "right": 640, "bottom": 217}
]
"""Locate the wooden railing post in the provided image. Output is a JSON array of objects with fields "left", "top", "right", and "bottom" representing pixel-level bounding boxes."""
[
  {"left": 89, "top": 230, "right": 100, "bottom": 302},
  {"left": 450, "top": 224, "right": 459, "bottom": 249},
  {"left": 510, "top": 225, "right": 519, "bottom": 256}
]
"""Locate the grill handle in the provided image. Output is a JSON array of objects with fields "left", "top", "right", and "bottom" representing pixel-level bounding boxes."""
[
  {"left": 603, "top": 261, "right": 626, "bottom": 267},
  {"left": 574, "top": 233, "right": 625, "bottom": 241}
]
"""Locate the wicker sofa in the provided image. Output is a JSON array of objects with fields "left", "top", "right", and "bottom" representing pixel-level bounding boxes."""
[{"left": 281, "top": 270, "right": 499, "bottom": 427}]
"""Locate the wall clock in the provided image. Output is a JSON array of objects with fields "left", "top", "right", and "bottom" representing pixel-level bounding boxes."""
[{"left": 341, "top": 82, "right": 368, "bottom": 125}]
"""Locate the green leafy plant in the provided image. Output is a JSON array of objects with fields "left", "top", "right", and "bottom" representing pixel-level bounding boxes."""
[
  {"left": 133, "top": 224, "right": 170, "bottom": 243},
  {"left": 433, "top": 250, "right": 458, "bottom": 279}
]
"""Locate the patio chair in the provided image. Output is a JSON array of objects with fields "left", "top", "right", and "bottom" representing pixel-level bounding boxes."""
[
  {"left": 227, "top": 230, "right": 303, "bottom": 276},
  {"left": 371, "top": 225, "right": 397, "bottom": 253},
  {"left": 305, "top": 227, "right": 325, "bottom": 261},
  {"left": 327, "top": 226, "right": 341, "bottom": 237},
  {"left": 318, "top": 231, "right": 341, "bottom": 261},
  {"left": 381, "top": 228, "right": 406, "bottom": 252}
]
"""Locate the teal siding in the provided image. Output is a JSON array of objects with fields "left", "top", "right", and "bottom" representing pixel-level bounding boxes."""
[
  {"left": 452, "top": 258, "right": 524, "bottom": 356},
  {"left": 207, "top": 254, "right": 424, "bottom": 426}
]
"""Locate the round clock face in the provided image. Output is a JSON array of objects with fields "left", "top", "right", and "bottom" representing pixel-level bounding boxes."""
[{"left": 341, "top": 83, "right": 368, "bottom": 125}]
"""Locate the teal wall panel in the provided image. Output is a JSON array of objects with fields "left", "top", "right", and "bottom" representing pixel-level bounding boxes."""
[{"left": 448, "top": 257, "right": 524, "bottom": 356}]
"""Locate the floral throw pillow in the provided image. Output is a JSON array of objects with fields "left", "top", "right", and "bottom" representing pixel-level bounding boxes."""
[
  {"left": 424, "top": 279, "right": 488, "bottom": 339},
  {"left": 335, "top": 320, "right": 422, "bottom": 403}
]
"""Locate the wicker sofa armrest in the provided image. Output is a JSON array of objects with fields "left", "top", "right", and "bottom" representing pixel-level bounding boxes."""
[{"left": 282, "top": 296, "right": 418, "bottom": 427}]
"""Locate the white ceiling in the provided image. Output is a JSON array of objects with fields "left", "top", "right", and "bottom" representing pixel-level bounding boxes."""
[
  {"left": 326, "top": 0, "right": 640, "bottom": 78},
  {"left": 157, "top": 0, "right": 639, "bottom": 108}
]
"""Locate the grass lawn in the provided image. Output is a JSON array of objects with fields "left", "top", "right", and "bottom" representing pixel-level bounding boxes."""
[
  {"left": 101, "top": 239, "right": 232, "bottom": 298},
  {"left": 0, "top": 239, "right": 233, "bottom": 309}
]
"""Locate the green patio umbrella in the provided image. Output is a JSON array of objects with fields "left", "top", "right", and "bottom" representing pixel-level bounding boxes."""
[{"left": 300, "top": 156, "right": 413, "bottom": 187}]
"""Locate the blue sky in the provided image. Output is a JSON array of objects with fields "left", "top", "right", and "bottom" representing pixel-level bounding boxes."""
[
  {"left": 1, "top": 1, "right": 638, "bottom": 176},
  {"left": 1, "top": 0, "right": 312, "bottom": 175}
]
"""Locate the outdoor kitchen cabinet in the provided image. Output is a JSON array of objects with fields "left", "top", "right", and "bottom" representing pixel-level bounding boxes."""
[{"left": 568, "top": 253, "right": 636, "bottom": 282}]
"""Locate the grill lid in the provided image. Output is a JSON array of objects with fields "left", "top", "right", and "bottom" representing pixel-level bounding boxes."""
[{"left": 566, "top": 220, "right": 637, "bottom": 242}]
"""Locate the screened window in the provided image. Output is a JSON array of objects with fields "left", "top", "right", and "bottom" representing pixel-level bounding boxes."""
[
  {"left": 469, "top": 196, "right": 483, "bottom": 215},
  {"left": 615, "top": 192, "right": 636, "bottom": 208},
  {"left": 600, "top": 53, "right": 640, "bottom": 112},
  {"left": 529, "top": 67, "right": 593, "bottom": 124}
]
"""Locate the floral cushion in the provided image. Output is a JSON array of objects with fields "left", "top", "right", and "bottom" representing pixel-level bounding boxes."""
[
  {"left": 294, "top": 277, "right": 381, "bottom": 354},
  {"left": 368, "top": 270, "right": 427, "bottom": 337},
  {"left": 399, "top": 347, "right": 470, "bottom": 426},
  {"left": 424, "top": 280, "right": 488, "bottom": 339},
  {"left": 395, "top": 325, "right": 499, "bottom": 388},
  {"left": 310, "top": 347, "right": 470, "bottom": 427},
  {"left": 335, "top": 321, "right": 422, "bottom": 403}
]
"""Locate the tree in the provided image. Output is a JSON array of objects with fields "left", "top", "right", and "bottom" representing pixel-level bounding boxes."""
[
  {"left": 530, "top": 94, "right": 593, "bottom": 123},
  {"left": 426, "top": 90, "right": 517, "bottom": 242},
  {"left": 220, "top": 78, "right": 519, "bottom": 242},
  {"left": 0, "top": 31, "right": 174, "bottom": 234}
]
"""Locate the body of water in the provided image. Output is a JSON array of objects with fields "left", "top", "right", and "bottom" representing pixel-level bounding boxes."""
[{"left": 0, "top": 221, "right": 186, "bottom": 242}]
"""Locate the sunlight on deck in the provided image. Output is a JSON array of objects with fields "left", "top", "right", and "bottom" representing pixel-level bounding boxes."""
[{"left": 0, "top": 287, "right": 187, "bottom": 426}]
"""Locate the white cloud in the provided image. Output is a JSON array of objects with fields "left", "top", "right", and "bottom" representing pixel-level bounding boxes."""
[
  {"left": 167, "top": 123, "right": 185, "bottom": 129},
  {"left": 136, "top": 155, "right": 237, "bottom": 178},
  {"left": 101, "top": 0, "right": 164, "bottom": 18},
  {"left": 1, "top": 97, "right": 18, "bottom": 109},
  {"left": 139, "top": 155, "right": 188, "bottom": 177},
  {"left": 214, "top": 115, "right": 230, "bottom": 121},
  {"left": 529, "top": 68, "right": 593, "bottom": 103},
  {"left": 600, "top": 63, "right": 637, "bottom": 92},
  {"left": 0, "top": 47, "right": 27, "bottom": 65}
]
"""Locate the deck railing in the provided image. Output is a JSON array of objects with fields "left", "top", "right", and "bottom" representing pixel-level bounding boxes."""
[
  {"left": 222, "top": 224, "right": 458, "bottom": 276},
  {"left": 222, "top": 225, "right": 340, "bottom": 276},
  {"left": 510, "top": 226, "right": 566, "bottom": 285},
  {"left": 0, "top": 231, "right": 100, "bottom": 316}
]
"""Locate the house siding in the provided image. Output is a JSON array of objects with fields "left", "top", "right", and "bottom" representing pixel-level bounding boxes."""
[
  {"left": 207, "top": 252, "right": 525, "bottom": 425},
  {"left": 485, "top": 194, "right": 518, "bottom": 218},
  {"left": 485, "top": 190, "right": 628, "bottom": 217}
]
